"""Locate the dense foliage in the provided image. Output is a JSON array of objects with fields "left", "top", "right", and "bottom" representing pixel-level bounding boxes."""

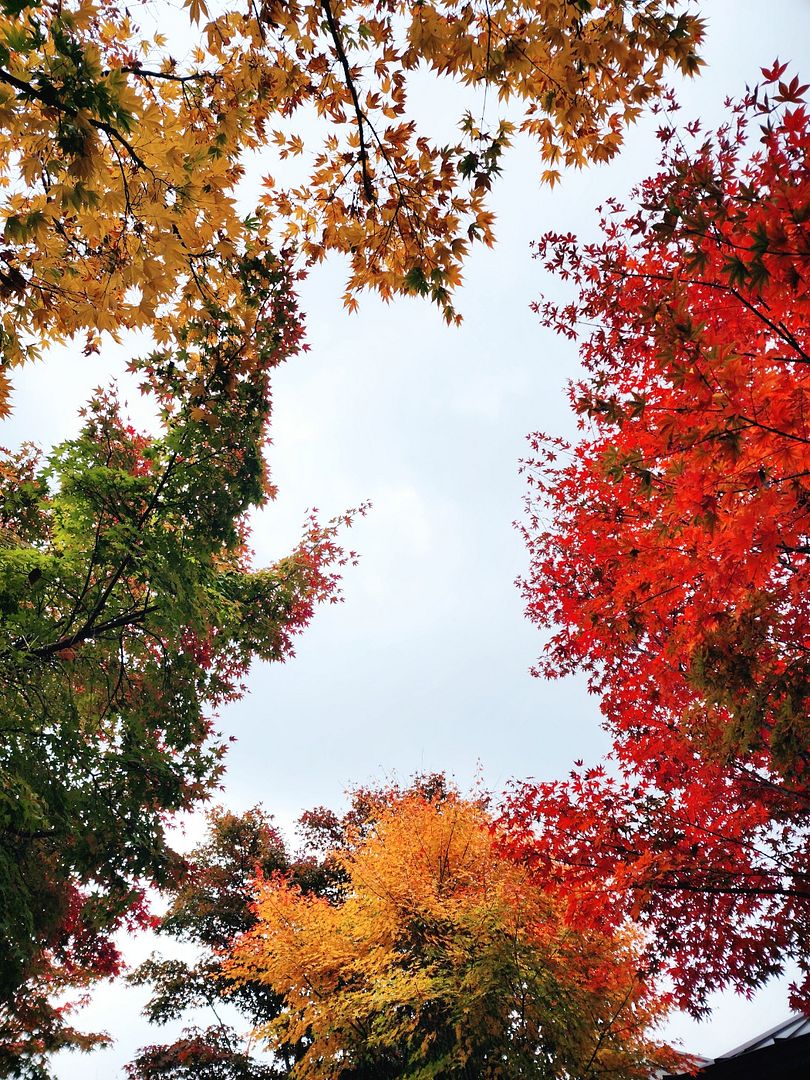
[
  {"left": 0, "top": 254, "right": 359, "bottom": 1074},
  {"left": 225, "top": 791, "right": 684, "bottom": 1080},
  {"left": 127, "top": 776, "right": 457, "bottom": 1080},
  {"left": 0, "top": 0, "right": 703, "bottom": 387},
  {"left": 506, "top": 69, "right": 810, "bottom": 1014}
]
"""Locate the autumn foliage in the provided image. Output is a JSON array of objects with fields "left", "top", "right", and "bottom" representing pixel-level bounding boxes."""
[
  {"left": 0, "top": 255, "right": 363, "bottom": 1069},
  {"left": 506, "top": 69, "right": 810, "bottom": 1013},
  {"left": 127, "top": 776, "right": 453, "bottom": 1079},
  {"left": 225, "top": 791, "right": 684, "bottom": 1079},
  {"left": 4, "top": 0, "right": 808, "bottom": 1067},
  {"left": 0, "top": 0, "right": 703, "bottom": 402},
  {"left": 0, "top": 0, "right": 711, "bottom": 1053}
]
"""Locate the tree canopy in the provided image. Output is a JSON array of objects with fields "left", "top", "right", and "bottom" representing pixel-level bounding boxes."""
[
  {"left": 10, "top": 0, "right": 810, "bottom": 1071},
  {"left": 505, "top": 68, "right": 810, "bottom": 1015},
  {"left": 225, "top": 791, "right": 684, "bottom": 1080},
  {"left": 0, "top": 0, "right": 703, "bottom": 401}
]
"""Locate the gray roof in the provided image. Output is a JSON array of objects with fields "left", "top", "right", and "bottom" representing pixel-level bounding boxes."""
[{"left": 718, "top": 1014, "right": 810, "bottom": 1059}]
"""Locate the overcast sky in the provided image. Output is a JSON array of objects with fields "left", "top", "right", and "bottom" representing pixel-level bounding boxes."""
[{"left": 5, "top": 1, "right": 810, "bottom": 1073}]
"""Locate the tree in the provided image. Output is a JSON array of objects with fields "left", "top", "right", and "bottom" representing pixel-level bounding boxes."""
[
  {"left": 0, "top": 0, "right": 704, "bottom": 397},
  {"left": 126, "top": 1028, "right": 281, "bottom": 1080},
  {"left": 506, "top": 69, "right": 810, "bottom": 1014},
  {"left": 499, "top": 752, "right": 810, "bottom": 1017},
  {"left": 224, "top": 791, "right": 684, "bottom": 1080},
  {"left": 0, "top": 879, "right": 138, "bottom": 1079},
  {"left": 126, "top": 776, "right": 458, "bottom": 1080},
  {"left": 0, "top": 253, "right": 360, "bottom": 1072},
  {"left": 126, "top": 807, "right": 309, "bottom": 1080}
]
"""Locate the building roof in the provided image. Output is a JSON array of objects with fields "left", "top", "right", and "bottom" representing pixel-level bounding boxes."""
[
  {"left": 665, "top": 1014, "right": 810, "bottom": 1080},
  {"left": 717, "top": 1013, "right": 810, "bottom": 1059}
]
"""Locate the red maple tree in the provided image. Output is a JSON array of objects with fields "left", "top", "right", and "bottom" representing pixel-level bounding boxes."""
[{"left": 503, "top": 68, "right": 810, "bottom": 1015}]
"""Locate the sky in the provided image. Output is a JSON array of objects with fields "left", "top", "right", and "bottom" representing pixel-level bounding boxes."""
[{"left": 4, "top": 0, "right": 810, "bottom": 1073}]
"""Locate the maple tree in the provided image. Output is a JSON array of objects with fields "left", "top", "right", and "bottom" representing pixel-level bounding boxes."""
[
  {"left": 0, "top": 879, "right": 134, "bottom": 1080},
  {"left": 505, "top": 68, "right": 810, "bottom": 1014},
  {"left": 0, "top": 0, "right": 704, "bottom": 407},
  {"left": 224, "top": 790, "right": 684, "bottom": 1080},
  {"left": 0, "top": 253, "right": 360, "bottom": 1073},
  {"left": 127, "top": 776, "right": 456, "bottom": 1080},
  {"left": 126, "top": 806, "right": 331, "bottom": 1080}
]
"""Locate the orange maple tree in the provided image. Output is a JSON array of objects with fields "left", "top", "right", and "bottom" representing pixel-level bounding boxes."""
[
  {"left": 503, "top": 68, "right": 810, "bottom": 1014},
  {"left": 225, "top": 791, "right": 684, "bottom": 1079},
  {"left": 0, "top": 0, "right": 704, "bottom": 409}
]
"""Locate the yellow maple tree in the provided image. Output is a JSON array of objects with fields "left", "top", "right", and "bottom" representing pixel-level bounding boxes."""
[
  {"left": 0, "top": 0, "right": 703, "bottom": 409},
  {"left": 224, "top": 793, "right": 685, "bottom": 1079}
]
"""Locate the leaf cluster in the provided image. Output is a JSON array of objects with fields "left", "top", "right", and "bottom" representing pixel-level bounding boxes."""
[
  {"left": 510, "top": 71, "right": 810, "bottom": 1013},
  {"left": 225, "top": 793, "right": 684, "bottom": 1080},
  {"left": 0, "top": 255, "right": 358, "bottom": 1071},
  {"left": 0, "top": 0, "right": 704, "bottom": 390}
]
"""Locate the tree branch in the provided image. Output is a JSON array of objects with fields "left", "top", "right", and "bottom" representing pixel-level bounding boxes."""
[
  {"left": 318, "top": 0, "right": 375, "bottom": 204},
  {"left": 0, "top": 66, "right": 150, "bottom": 172},
  {"left": 31, "top": 604, "right": 158, "bottom": 659}
]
